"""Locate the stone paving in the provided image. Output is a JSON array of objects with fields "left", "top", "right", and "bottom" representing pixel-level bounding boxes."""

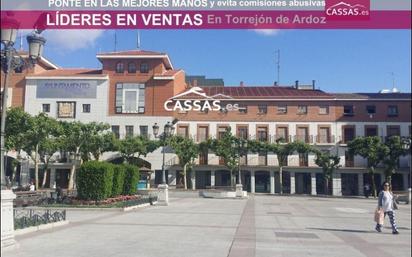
[{"left": 3, "top": 195, "right": 411, "bottom": 257}]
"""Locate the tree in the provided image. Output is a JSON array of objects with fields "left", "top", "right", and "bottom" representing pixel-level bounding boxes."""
[
  {"left": 382, "top": 136, "right": 410, "bottom": 185},
  {"left": 267, "top": 140, "right": 296, "bottom": 194},
  {"left": 169, "top": 136, "right": 199, "bottom": 190},
  {"left": 348, "top": 136, "right": 386, "bottom": 197},
  {"left": 315, "top": 151, "right": 341, "bottom": 195},
  {"left": 22, "top": 113, "right": 61, "bottom": 190},
  {"left": 60, "top": 121, "right": 110, "bottom": 190},
  {"left": 208, "top": 128, "right": 240, "bottom": 187},
  {"left": 4, "top": 107, "right": 32, "bottom": 183},
  {"left": 115, "top": 135, "right": 159, "bottom": 164},
  {"left": 38, "top": 136, "right": 62, "bottom": 188}
]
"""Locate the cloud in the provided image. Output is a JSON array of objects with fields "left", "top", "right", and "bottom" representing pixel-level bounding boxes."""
[
  {"left": 45, "top": 30, "right": 105, "bottom": 52},
  {"left": 253, "top": 29, "right": 281, "bottom": 36}
]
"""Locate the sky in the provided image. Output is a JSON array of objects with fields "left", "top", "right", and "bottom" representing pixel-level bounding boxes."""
[{"left": 23, "top": 29, "right": 411, "bottom": 93}]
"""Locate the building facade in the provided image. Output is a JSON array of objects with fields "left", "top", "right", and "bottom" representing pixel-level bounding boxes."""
[{"left": 2, "top": 50, "right": 411, "bottom": 195}]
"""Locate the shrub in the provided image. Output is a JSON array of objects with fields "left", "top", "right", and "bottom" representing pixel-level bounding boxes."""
[
  {"left": 112, "top": 165, "right": 126, "bottom": 197},
  {"left": 123, "top": 164, "right": 139, "bottom": 195},
  {"left": 77, "top": 161, "right": 114, "bottom": 200}
]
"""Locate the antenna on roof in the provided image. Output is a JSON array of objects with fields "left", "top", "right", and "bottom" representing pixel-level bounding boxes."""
[
  {"left": 137, "top": 30, "right": 141, "bottom": 50},
  {"left": 114, "top": 31, "right": 118, "bottom": 52},
  {"left": 275, "top": 49, "right": 280, "bottom": 85}
]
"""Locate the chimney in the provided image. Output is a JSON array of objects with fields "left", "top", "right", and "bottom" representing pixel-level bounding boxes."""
[
  {"left": 192, "top": 79, "right": 198, "bottom": 87},
  {"left": 312, "top": 80, "right": 316, "bottom": 90},
  {"left": 295, "top": 80, "right": 299, "bottom": 88},
  {"left": 274, "top": 81, "right": 278, "bottom": 86},
  {"left": 240, "top": 81, "right": 244, "bottom": 87}
]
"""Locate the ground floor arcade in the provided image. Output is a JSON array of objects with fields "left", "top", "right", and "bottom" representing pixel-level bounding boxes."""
[{"left": 157, "top": 166, "right": 411, "bottom": 196}]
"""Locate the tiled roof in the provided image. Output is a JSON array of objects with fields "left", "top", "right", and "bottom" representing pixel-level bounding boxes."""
[
  {"left": 160, "top": 70, "right": 183, "bottom": 76},
  {"left": 97, "top": 50, "right": 166, "bottom": 56},
  {"left": 334, "top": 93, "right": 411, "bottom": 100},
  {"left": 199, "top": 86, "right": 334, "bottom": 99},
  {"left": 27, "top": 69, "right": 105, "bottom": 77}
]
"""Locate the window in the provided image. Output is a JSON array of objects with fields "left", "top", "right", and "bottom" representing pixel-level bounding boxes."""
[
  {"left": 197, "top": 126, "right": 209, "bottom": 142},
  {"left": 128, "top": 63, "right": 136, "bottom": 73},
  {"left": 343, "top": 105, "right": 354, "bottom": 116},
  {"left": 238, "top": 105, "right": 248, "bottom": 114},
  {"left": 297, "top": 105, "right": 308, "bottom": 114},
  {"left": 277, "top": 105, "right": 287, "bottom": 114},
  {"left": 57, "top": 102, "right": 76, "bottom": 118},
  {"left": 345, "top": 151, "right": 354, "bottom": 167},
  {"left": 366, "top": 105, "right": 376, "bottom": 115},
  {"left": 177, "top": 125, "right": 189, "bottom": 138},
  {"left": 296, "top": 127, "right": 309, "bottom": 143},
  {"left": 199, "top": 149, "right": 208, "bottom": 165},
  {"left": 139, "top": 126, "right": 148, "bottom": 138},
  {"left": 217, "top": 126, "right": 229, "bottom": 139},
  {"left": 112, "top": 125, "right": 120, "bottom": 139},
  {"left": 342, "top": 126, "right": 355, "bottom": 143},
  {"left": 365, "top": 126, "right": 378, "bottom": 137},
  {"left": 115, "top": 83, "right": 145, "bottom": 113},
  {"left": 299, "top": 153, "right": 308, "bottom": 167},
  {"left": 258, "top": 105, "right": 267, "bottom": 114},
  {"left": 115, "top": 62, "right": 124, "bottom": 73},
  {"left": 42, "top": 104, "right": 50, "bottom": 113},
  {"left": 257, "top": 127, "right": 268, "bottom": 142},
  {"left": 318, "top": 127, "right": 331, "bottom": 143},
  {"left": 140, "top": 63, "right": 149, "bottom": 73},
  {"left": 82, "top": 104, "right": 91, "bottom": 113},
  {"left": 319, "top": 105, "right": 329, "bottom": 115},
  {"left": 387, "top": 126, "right": 400, "bottom": 137},
  {"left": 237, "top": 126, "right": 248, "bottom": 140},
  {"left": 387, "top": 105, "right": 398, "bottom": 117},
  {"left": 125, "top": 126, "right": 134, "bottom": 138},
  {"left": 276, "top": 126, "right": 289, "bottom": 142}
]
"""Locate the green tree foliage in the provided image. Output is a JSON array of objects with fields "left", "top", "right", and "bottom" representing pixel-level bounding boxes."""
[
  {"left": 348, "top": 136, "right": 386, "bottom": 197},
  {"left": 77, "top": 161, "right": 114, "bottom": 201},
  {"left": 267, "top": 141, "right": 296, "bottom": 194},
  {"left": 115, "top": 135, "right": 159, "bottom": 164},
  {"left": 5, "top": 107, "right": 32, "bottom": 152},
  {"left": 60, "top": 121, "right": 110, "bottom": 189},
  {"left": 169, "top": 135, "right": 199, "bottom": 190},
  {"left": 38, "top": 136, "right": 63, "bottom": 188},
  {"left": 208, "top": 128, "right": 240, "bottom": 186},
  {"left": 315, "top": 151, "right": 341, "bottom": 195},
  {"left": 23, "top": 113, "right": 61, "bottom": 190},
  {"left": 382, "top": 136, "right": 411, "bottom": 185}
]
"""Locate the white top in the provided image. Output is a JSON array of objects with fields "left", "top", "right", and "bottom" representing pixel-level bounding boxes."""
[
  {"left": 29, "top": 184, "right": 35, "bottom": 191},
  {"left": 381, "top": 191, "right": 393, "bottom": 212}
]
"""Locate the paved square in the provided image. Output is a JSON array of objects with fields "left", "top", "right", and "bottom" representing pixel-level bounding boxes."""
[{"left": 4, "top": 195, "right": 411, "bottom": 257}]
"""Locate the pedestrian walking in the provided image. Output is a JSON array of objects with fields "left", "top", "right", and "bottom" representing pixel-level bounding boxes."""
[
  {"left": 364, "top": 183, "right": 371, "bottom": 198},
  {"left": 375, "top": 181, "right": 399, "bottom": 234}
]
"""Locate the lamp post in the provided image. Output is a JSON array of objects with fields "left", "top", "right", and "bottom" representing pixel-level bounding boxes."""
[
  {"left": 1, "top": 28, "right": 47, "bottom": 189},
  {"left": 1, "top": 22, "right": 46, "bottom": 251},
  {"left": 152, "top": 119, "right": 178, "bottom": 205},
  {"left": 235, "top": 138, "right": 247, "bottom": 197}
]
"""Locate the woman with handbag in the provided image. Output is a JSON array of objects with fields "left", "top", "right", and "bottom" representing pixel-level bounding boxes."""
[{"left": 375, "top": 181, "right": 399, "bottom": 234}]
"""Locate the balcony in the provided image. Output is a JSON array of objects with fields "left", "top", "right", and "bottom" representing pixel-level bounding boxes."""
[
  {"left": 315, "top": 135, "right": 335, "bottom": 145},
  {"left": 293, "top": 135, "right": 313, "bottom": 144}
]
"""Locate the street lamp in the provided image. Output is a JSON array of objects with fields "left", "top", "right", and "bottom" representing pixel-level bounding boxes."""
[
  {"left": 152, "top": 119, "right": 178, "bottom": 205},
  {"left": 235, "top": 138, "right": 247, "bottom": 197},
  {"left": 1, "top": 25, "right": 47, "bottom": 189}
]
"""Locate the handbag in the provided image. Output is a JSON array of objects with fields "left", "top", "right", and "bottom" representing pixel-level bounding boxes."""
[{"left": 374, "top": 208, "right": 384, "bottom": 225}]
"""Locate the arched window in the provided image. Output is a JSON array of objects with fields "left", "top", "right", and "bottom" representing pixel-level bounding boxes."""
[
  {"left": 128, "top": 62, "right": 136, "bottom": 73},
  {"left": 140, "top": 63, "right": 149, "bottom": 73},
  {"left": 115, "top": 62, "right": 124, "bottom": 73}
]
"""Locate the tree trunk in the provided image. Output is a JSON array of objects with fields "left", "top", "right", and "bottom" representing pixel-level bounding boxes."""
[
  {"left": 324, "top": 177, "right": 329, "bottom": 195},
  {"left": 183, "top": 164, "right": 187, "bottom": 190},
  {"left": 68, "top": 147, "right": 80, "bottom": 190},
  {"left": 279, "top": 165, "right": 283, "bottom": 194},
  {"left": 370, "top": 167, "right": 377, "bottom": 198},
  {"left": 42, "top": 167, "right": 48, "bottom": 188},
  {"left": 34, "top": 144, "right": 39, "bottom": 190}
]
